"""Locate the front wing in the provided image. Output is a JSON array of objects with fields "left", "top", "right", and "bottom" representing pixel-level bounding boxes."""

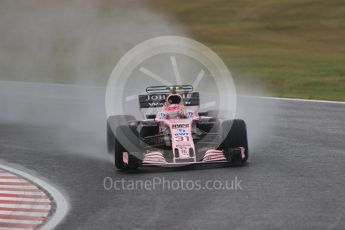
[{"left": 124, "top": 147, "right": 246, "bottom": 166}]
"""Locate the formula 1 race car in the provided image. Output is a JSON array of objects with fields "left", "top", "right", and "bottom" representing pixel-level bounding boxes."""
[{"left": 107, "top": 85, "right": 248, "bottom": 170}]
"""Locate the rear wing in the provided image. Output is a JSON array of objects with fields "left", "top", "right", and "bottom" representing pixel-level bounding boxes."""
[
  {"left": 146, "top": 85, "right": 193, "bottom": 94},
  {"left": 138, "top": 92, "right": 200, "bottom": 108}
]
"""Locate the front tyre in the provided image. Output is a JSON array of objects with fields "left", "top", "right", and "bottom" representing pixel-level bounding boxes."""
[
  {"left": 107, "top": 115, "right": 135, "bottom": 153},
  {"left": 220, "top": 119, "right": 249, "bottom": 165},
  {"left": 114, "top": 125, "right": 140, "bottom": 170}
]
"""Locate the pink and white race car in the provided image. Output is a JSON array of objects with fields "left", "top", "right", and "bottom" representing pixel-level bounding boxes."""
[{"left": 107, "top": 85, "right": 248, "bottom": 170}]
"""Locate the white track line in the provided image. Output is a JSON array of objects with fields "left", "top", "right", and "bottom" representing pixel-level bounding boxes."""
[
  {"left": 0, "top": 164, "right": 69, "bottom": 230},
  {"left": 1, "top": 80, "right": 344, "bottom": 104},
  {"left": 246, "top": 95, "right": 345, "bottom": 104}
]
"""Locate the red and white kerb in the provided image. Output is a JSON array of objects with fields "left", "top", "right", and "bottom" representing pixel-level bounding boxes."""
[{"left": 0, "top": 168, "right": 52, "bottom": 230}]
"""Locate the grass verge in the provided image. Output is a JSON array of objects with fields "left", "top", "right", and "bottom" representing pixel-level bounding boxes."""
[{"left": 149, "top": 0, "right": 345, "bottom": 100}]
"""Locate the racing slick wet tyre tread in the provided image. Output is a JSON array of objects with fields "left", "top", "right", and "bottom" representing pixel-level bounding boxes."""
[
  {"left": 221, "top": 119, "right": 248, "bottom": 165},
  {"left": 114, "top": 125, "right": 140, "bottom": 170}
]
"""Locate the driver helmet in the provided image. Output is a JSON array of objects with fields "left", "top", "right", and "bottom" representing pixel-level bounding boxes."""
[
  {"left": 166, "top": 95, "right": 183, "bottom": 118},
  {"left": 167, "top": 94, "right": 182, "bottom": 104}
]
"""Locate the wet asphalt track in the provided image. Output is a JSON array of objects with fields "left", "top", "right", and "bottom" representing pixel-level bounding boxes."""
[{"left": 0, "top": 81, "right": 345, "bottom": 230}]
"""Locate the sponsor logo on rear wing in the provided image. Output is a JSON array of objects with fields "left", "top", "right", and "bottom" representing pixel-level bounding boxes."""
[{"left": 138, "top": 92, "right": 200, "bottom": 108}]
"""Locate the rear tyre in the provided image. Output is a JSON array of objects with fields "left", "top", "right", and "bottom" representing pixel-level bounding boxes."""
[
  {"left": 107, "top": 115, "right": 135, "bottom": 153},
  {"left": 114, "top": 125, "right": 140, "bottom": 170},
  {"left": 220, "top": 119, "right": 248, "bottom": 164}
]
